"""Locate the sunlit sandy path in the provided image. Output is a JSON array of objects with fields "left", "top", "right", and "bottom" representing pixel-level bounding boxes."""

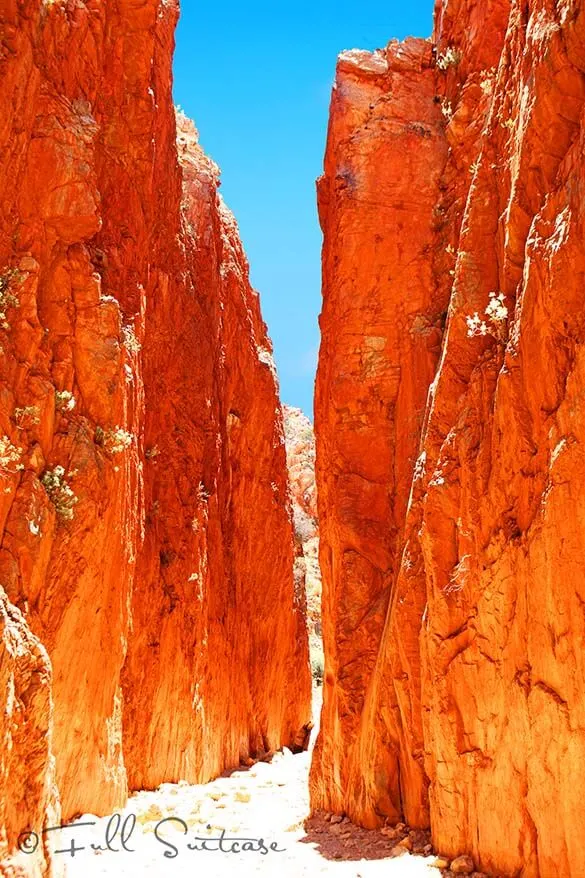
[{"left": 62, "top": 692, "right": 443, "bottom": 877}]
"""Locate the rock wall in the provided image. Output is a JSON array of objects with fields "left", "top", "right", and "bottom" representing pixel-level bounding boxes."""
[
  {"left": 283, "top": 405, "right": 321, "bottom": 671},
  {"left": 122, "top": 118, "right": 312, "bottom": 789},
  {"left": 313, "top": 1, "right": 585, "bottom": 875},
  {"left": 310, "top": 36, "right": 449, "bottom": 820},
  {"left": 0, "top": 0, "right": 310, "bottom": 868},
  {"left": 0, "top": 587, "right": 59, "bottom": 878}
]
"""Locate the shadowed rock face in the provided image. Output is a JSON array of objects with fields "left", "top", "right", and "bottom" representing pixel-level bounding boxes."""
[
  {"left": 0, "top": 0, "right": 310, "bottom": 866},
  {"left": 313, "top": 1, "right": 585, "bottom": 875}
]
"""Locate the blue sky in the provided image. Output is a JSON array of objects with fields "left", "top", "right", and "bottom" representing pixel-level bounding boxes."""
[{"left": 173, "top": 1, "right": 434, "bottom": 419}]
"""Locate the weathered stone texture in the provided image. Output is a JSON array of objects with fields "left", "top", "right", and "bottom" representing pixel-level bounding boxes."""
[
  {"left": 313, "top": 2, "right": 585, "bottom": 875},
  {"left": 0, "top": 1, "right": 310, "bottom": 870}
]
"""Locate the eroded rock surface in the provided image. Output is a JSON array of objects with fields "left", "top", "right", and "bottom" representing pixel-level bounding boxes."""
[
  {"left": 0, "top": 0, "right": 310, "bottom": 867},
  {"left": 0, "top": 588, "right": 59, "bottom": 877},
  {"left": 313, "top": 1, "right": 585, "bottom": 876},
  {"left": 310, "top": 36, "right": 449, "bottom": 824},
  {"left": 123, "top": 117, "right": 312, "bottom": 789}
]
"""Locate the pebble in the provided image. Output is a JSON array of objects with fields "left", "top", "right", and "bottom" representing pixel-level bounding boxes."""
[
  {"left": 234, "top": 790, "right": 251, "bottom": 803},
  {"left": 391, "top": 844, "right": 409, "bottom": 857},
  {"left": 380, "top": 826, "right": 399, "bottom": 839},
  {"left": 451, "top": 854, "right": 476, "bottom": 874},
  {"left": 433, "top": 857, "right": 451, "bottom": 869}
]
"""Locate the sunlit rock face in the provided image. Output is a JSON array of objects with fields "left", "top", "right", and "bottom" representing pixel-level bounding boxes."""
[
  {"left": 0, "top": 0, "right": 311, "bottom": 867},
  {"left": 123, "top": 116, "right": 312, "bottom": 791},
  {"left": 283, "top": 405, "right": 321, "bottom": 656},
  {"left": 313, "top": 1, "right": 585, "bottom": 875},
  {"left": 311, "top": 35, "right": 449, "bottom": 828},
  {"left": 0, "top": 587, "right": 60, "bottom": 878}
]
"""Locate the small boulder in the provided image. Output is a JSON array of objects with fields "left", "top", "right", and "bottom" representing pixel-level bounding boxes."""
[
  {"left": 451, "top": 855, "right": 475, "bottom": 874},
  {"left": 330, "top": 813, "right": 344, "bottom": 824}
]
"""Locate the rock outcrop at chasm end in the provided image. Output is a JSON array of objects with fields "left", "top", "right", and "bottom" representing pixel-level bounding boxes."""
[
  {"left": 0, "top": 0, "right": 311, "bottom": 872},
  {"left": 312, "top": 0, "right": 585, "bottom": 876},
  {"left": 283, "top": 405, "right": 322, "bottom": 664}
]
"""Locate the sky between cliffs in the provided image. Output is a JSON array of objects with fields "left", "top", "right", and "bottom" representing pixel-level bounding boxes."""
[{"left": 173, "top": 0, "right": 434, "bottom": 419}]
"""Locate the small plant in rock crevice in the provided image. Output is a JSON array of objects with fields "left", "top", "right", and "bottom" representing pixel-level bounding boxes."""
[
  {"left": 121, "top": 325, "right": 141, "bottom": 355},
  {"left": 466, "top": 291, "right": 508, "bottom": 342},
  {"left": 0, "top": 436, "right": 23, "bottom": 473},
  {"left": 479, "top": 68, "right": 496, "bottom": 96},
  {"left": 96, "top": 426, "right": 133, "bottom": 455},
  {"left": 41, "top": 466, "right": 78, "bottom": 520},
  {"left": 0, "top": 268, "right": 23, "bottom": 329},
  {"left": 436, "top": 45, "right": 462, "bottom": 70},
  {"left": 14, "top": 405, "right": 40, "bottom": 425},
  {"left": 441, "top": 99, "right": 453, "bottom": 121},
  {"left": 55, "top": 390, "right": 76, "bottom": 412}
]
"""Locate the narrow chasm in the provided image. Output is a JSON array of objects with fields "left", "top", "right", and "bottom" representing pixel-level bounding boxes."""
[{"left": 3, "top": 0, "right": 585, "bottom": 877}]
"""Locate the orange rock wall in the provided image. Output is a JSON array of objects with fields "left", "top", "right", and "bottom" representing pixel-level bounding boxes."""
[
  {"left": 313, "top": 1, "right": 585, "bottom": 875},
  {"left": 0, "top": 0, "right": 310, "bottom": 866},
  {"left": 310, "top": 37, "right": 449, "bottom": 820},
  {"left": 0, "top": 587, "right": 58, "bottom": 878},
  {"left": 123, "top": 117, "right": 312, "bottom": 789}
]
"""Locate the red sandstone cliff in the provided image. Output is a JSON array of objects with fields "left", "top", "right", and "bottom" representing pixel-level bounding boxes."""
[
  {"left": 311, "top": 36, "right": 449, "bottom": 821},
  {"left": 0, "top": 0, "right": 310, "bottom": 870},
  {"left": 312, "top": 1, "right": 585, "bottom": 876},
  {"left": 0, "top": 587, "right": 59, "bottom": 878},
  {"left": 123, "top": 117, "right": 312, "bottom": 788}
]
